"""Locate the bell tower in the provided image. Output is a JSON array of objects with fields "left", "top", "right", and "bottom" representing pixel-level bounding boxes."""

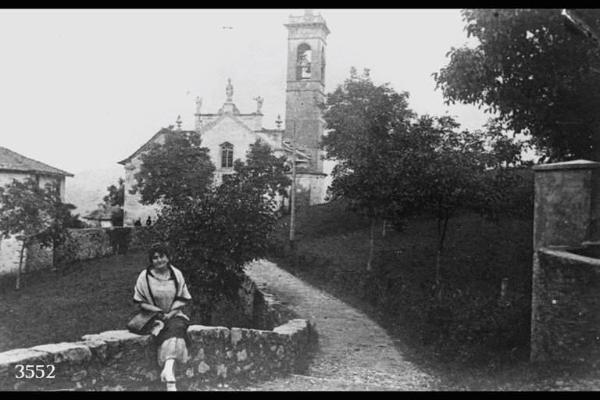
[{"left": 284, "top": 9, "right": 329, "bottom": 174}]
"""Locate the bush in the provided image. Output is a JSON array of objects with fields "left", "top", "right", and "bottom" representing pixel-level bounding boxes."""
[
  {"left": 151, "top": 146, "right": 286, "bottom": 324},
  {"left": 154, "top": 185, "right": 277, "bottom": 324}
]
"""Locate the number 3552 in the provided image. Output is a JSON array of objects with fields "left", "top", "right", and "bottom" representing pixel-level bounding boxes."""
[{"left": 15, "top": 364, "right": 56, "bottom": 379}]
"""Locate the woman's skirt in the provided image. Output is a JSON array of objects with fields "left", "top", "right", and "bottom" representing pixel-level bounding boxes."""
[
  {"left": 155, "top": 316, "right": 191, "bottom": 347},
  {"left": 155, "top": 317, "right": 191, "bottom": 366}
]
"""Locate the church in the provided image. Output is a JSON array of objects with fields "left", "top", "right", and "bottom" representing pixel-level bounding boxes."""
[{"left": 119, "top": 10, "right": 330, "bottom": 226}]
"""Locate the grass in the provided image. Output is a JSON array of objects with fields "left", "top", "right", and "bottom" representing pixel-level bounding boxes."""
[
  {"left": 269, "top": 199, "right": 600, "bottom": 390},
  {"left": 0, "top": 251, "right": 146, "bottom": 352}
]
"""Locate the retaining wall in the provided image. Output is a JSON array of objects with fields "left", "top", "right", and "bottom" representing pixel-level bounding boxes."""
[
  {"left": 0, "top": 319, "right": 316, "bottom": 391},
  {"left": 531, "top": 247, "right": 600, "bottom": 362},
  {"left": 531, "top": 160, "right": 600, "bottom": 362}
]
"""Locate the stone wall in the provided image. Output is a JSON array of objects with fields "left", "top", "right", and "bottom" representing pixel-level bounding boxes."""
[
  {"left": 531, "top": 160, "right": 600, "bottom": 362},
  {"left": 531, "top": 247, "right": 600, "bottom": 362},
  {"left": 0, "top": 319, "right": 316, "bottom": 391},
  {"left": 57, "top": 228, "right": 114, "bottom": 264},
  {"left": 0, "top": 227, "right": 158, "bottom": 279}
]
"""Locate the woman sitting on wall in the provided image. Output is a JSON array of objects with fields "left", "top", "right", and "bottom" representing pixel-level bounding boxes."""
[{"left": 128, "top": 243, "right": 192, "bottom": 391}]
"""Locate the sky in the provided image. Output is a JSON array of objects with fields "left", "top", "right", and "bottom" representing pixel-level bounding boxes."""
[{"left": 0, "top": 8, "right": 490, "bottom": 176}]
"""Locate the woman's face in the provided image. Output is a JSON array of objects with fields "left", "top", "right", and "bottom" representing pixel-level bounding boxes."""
[{"left": 151, "top": 252, "right": 169, "bottom": 270}]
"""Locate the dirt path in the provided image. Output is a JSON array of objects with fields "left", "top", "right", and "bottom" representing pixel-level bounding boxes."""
[{"left": 242, "top": 259, "right": 439, "bottom": 391}]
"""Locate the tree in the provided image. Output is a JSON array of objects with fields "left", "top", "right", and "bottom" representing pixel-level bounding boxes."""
[
  {"left": 103, "top": 177, "right": 124, "bottom": 207},
  {"left": 132, "top": 130, "right": 215, "bottom": 207},
  {"left": 406, "top": 117, "right": 492, "bottom": 294},
  {"left": 232, "top": 139, "right": 291, "bottom": 201},
  {"left": 102, "top": 177, "right": 125, "bottom": 226},
  {"left": 151, "top": 141, "right": 289, "bottom": 323},
  {"left": 433, "top": 9, "right": 600, "bottom": 161},
  {"left": 0, "top": 177, "right": 76, "bottom": 289},
  {"left": 322, "top": 67, "right": 415, "bottom": 270},
  {"left": 389, "top": 115, "right": 529, "bottom": 298}
]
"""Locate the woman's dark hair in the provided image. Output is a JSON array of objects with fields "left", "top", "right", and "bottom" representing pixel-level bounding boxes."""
[{"left": 148, "top": 243, "right": 170, "bottom": 264}]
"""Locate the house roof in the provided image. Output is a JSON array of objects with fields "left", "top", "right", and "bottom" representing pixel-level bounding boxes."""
[
  {"left": 84, "top": 206, "right": 120, "bottom": 221},
  {"left": 0, "top": 146, "right": 73, "bottom": 177}
]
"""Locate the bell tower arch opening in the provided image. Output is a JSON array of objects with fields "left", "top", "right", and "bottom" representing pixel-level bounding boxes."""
[
  {"left": 296, "top": 43, "right": 312, "bottom": 80},
  {"left": 284, "top": 10, "right": 330, "bottom": 174}
]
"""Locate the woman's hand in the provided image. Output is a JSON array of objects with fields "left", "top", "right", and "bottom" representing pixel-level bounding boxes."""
[
  {"left": 163, "top": 310, "right": 178, "bottom": 320},
  {"left": 140, "top": 303, "right": 163, "bottom": 313}
]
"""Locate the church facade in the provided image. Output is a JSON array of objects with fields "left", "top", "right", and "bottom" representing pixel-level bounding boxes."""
[{"left": 119, "top": 10, "right": 330, "bottom": 226}]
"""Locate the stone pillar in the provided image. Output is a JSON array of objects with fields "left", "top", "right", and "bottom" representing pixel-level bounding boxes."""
[{"left": 530, "top": 159, "right": 600, "bottom": 361}]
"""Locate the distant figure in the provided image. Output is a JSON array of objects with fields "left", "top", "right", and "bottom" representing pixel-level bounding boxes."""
[
  {"left": 146, "top": 216, "right": 152, "bottom": 226},
  {"left": 134, "top": 219, "right": 142, "bottom": 227}
]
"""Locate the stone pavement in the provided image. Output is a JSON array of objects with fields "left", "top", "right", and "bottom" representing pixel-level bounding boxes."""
[{"left": 242, "top": 259, "right": 439, "bottom": 391}]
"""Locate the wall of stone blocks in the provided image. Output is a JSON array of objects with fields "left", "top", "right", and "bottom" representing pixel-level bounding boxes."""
[
  {"left": 0, "top": 227, "right": 156, "bottom": 279},
  {"left": 57, "top": 228, "right": 114, "bottom": 264},
  {"left": 0, "top": 319, "right": 316, "bottom": 391},
  {"left": 531, "top": 160, "right": 600, "bottom": 362},
  {"left": 531, "top": 247, "right": 600, "bottom": 362}
]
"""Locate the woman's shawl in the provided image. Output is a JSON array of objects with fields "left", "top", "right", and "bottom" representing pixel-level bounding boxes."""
[{"left": 133, "top": 265, "right": 192, "bottom": 309}]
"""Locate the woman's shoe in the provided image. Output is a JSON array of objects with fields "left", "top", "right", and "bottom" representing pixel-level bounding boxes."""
[
  {"left": 166, "top": 381, "right": 177, "bottom": 391},
  {"left": 160, "top": 358, "right": 176, "bottom": 382}
]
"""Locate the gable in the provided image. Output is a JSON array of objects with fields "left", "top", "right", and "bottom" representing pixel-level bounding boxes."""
[{"left": 200, "top": 116, "right": 261, "bottom": 164}]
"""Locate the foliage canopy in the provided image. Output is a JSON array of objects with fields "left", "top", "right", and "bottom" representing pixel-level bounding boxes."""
[
  {"left": 132, "top": 131, "right": 215, "bottom": 207},
  {"left": 434, "top": 9, "right": 600, "bottom": 161}
]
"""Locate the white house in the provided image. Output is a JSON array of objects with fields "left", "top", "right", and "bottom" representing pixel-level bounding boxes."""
[{"left": 0, "top": 146, "right": 73, "bottom": 277}]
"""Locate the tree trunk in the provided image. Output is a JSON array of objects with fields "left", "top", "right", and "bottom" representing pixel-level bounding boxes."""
[
  {"left": 500, "top": 277, "right": 509, "bottom": 302},
  {"left": 435, "top": 212, "right": 450, "bottom": 301},
  {"left": 52, "top": 237, "right": 57, "bottom": 271},
  {"left": 435, "top": 249, "right": 442, "bottom": 301},
  {"left": 367, "top": 218, "right": 376, "bottom": 271},
  {"left": 16, "top": 239, "right": 26, "bottom": 290}
]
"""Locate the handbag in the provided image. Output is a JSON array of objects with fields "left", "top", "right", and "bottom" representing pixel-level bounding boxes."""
[{"left": 127, "top": 310, "right": 159, "bottom": 334}]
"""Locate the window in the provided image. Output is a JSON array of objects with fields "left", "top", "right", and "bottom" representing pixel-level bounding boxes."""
[
  {"left": 296, "top": 43, "right": 312, "bottom": 80},
  {"left": 221, "top": 142, "right": 233, "bottom": 168}
]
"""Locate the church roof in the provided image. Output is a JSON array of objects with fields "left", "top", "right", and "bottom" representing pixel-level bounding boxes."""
[
  {"left": 0, "top": 146, "right": 73, "bottom": 177},
  {"left": 198, "top": 112, "right": 256, "bottom": 135},
  {"left": 119, "top": 115, "right": 274, "bottom": 167},
  {"left": 118, "top": 127, "right": 196, "bottom": 165},
  {"left": 258, "top": 128, "right": 284, "bottom": 134}
]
